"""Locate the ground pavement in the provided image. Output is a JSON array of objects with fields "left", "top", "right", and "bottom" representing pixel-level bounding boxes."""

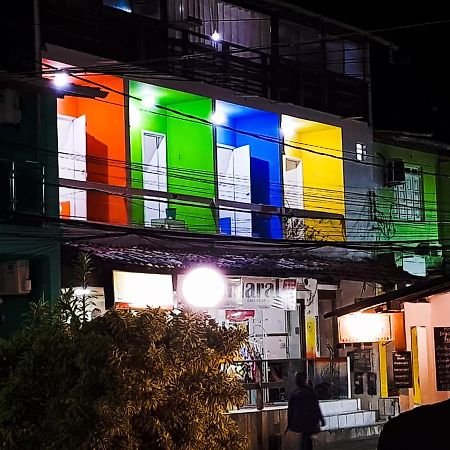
[{"left": 321, "top": 436, "right": 378, "bottom": 450}]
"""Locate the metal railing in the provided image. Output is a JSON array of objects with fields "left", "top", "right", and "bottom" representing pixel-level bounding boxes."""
[
  {"left": 167, "top": 26, "right": 369, "bottom": 120},
  {"left": 225, "top": 357, "right": 350, "bottom": 411}
]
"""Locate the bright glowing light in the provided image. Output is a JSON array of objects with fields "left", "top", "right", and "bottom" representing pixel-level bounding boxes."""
[
  {"left": 211, "top": 111, "right": 227, "bottom": 125},
  {"left": 182, "top": 267, "right": 225, "bottom": 308},
  {"left": 280, "top": 117, "right": 298, "bottom": 140},
  {"left": 338, "top": 313, "right": 392, "bottom": 343},
  {"left": 74, "top": 287, "right": 91, "bottom": 296},
  {"left": 129, "top": 106, "right": 141, "bottom": 127},
  {"left": 142, "top": 95, "right": 156, "bottom": 108},
  {"left": 113, "top": 271, "right": 174, "bottom": 309},
  {"left": 53, "top": 72, "right": 69, "bottom": 88},
  {"left": 211, "top": 31, "right": 221, "bottom": 42}
]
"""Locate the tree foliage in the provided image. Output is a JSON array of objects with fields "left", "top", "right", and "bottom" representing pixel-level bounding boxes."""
[{"left": 0, "top": 278, "right": 248, "bottom": 449}]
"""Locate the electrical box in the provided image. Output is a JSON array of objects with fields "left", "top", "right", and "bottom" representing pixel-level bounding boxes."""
[
  {"left": 0, "top": 260, "right": 31, "bottom": 295},
  {"left": 385, "top": 159, "right": 406, "bottom": 186}
]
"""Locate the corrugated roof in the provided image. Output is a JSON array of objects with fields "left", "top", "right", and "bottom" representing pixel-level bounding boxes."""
[{"left": 64, "top": 238, "right": 414, "bottom": 284}]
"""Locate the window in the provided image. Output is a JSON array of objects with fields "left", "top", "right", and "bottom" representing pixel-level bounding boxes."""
[
  {"left": 326, "top": 39, "right": 365, "bottom": 79},
  {"left": 393, "top": 169, "right": 423, "bottom": 221},
  {"left": 103, "top": 0, "right": 161, "bottom": 20},
  {"left": 356, "top": 142, "right": 367, "bottom": 161}
]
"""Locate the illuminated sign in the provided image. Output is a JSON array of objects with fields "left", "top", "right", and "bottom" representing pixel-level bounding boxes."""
[
  {"left": 113, "top": 271, "right": 174, "bottom": 309},
  {"left": 338, "top": 313, "right": 392, "bottom": 343},
  {"left": 241, "top": 277, "right": 297, "bottom": 310},
  {"left": 177, "top": 276, "right": 298, "bottom": 310}
]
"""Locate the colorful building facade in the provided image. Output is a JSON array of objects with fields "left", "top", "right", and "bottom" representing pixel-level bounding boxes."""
[{"left": 52, "top": 68, "right": 354, "bottom": 241}]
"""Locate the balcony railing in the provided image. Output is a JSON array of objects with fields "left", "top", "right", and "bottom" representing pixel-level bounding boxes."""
[{"left": 167, "top": 27, "right": 369, "bottom": 120}]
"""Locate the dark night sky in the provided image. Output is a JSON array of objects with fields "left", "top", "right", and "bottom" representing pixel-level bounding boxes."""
[{"left": 299, "top": 5, "right": 450, "bottom": 142}]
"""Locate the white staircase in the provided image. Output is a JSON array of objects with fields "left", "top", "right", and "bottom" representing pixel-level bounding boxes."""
[
  {"left": 316, "top": 398, "right": 383, "bottom": 446},
  {"left": 320, "top": 398, "right": 377, "bottom": 431}
]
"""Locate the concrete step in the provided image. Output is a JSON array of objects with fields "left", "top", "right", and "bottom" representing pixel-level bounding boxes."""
[
  {"left": 319, "top": 398, "right": 360, "bottom": 415},
  {"left": 322, "top": 410, "right": 377, "bottom": 430},
  {"left": 315, "top": 422, "right": 385, "bottom": 447}
]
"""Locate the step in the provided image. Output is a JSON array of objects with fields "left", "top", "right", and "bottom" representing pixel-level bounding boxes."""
[
  {"left": 322, "top": 410, "right": 377, "bottom": 430},
  {"left": 319, "top": 398, "right": 360, "bottom": 416},
  {"left": 315, "top": 422, "right": 385, "bottom": 447}
]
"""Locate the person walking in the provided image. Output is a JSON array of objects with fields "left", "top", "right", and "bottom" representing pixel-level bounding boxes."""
[{"left": 286, "top": 371, "right": 325, "bottom": 450}]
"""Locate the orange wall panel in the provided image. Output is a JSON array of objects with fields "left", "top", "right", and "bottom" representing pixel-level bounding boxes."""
[{"left": 57, "top": 75, "right": 127, "bottom": 224}]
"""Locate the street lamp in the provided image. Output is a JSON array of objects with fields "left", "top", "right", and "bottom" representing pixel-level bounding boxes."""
[
  {"left": 211, "top": 30, "right": 221, "bottom": 42},
  {"left": 182, "top": 266, "right": 225, "bottom": 308},
  {"left": 53, "top": 71, "right": 69, "bottom": 88}
]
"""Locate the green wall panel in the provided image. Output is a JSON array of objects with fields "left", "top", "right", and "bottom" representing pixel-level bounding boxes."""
[
  {"left": 166, "top": 99, "right": 216, "bottom": 233},
  {"left": 375, "top": 143, "right": 440, "bottom": 269},
  {"left": 129, "top": 81, "right": 216, "bottom": 232}
]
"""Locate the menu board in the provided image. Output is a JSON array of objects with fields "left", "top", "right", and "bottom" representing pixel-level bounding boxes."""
[
  {"left": 393, "top": 352, "right": 413, "bottom": 388},
  {"left": 434, "top": 327, "right": 450, "bottom": 391}
]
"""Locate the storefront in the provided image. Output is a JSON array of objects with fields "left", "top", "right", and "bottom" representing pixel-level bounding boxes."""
[{"left": 324, "top": 274, "right": 450, "bottom": 412}]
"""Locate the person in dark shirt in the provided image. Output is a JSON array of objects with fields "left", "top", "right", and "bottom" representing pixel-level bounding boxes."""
[
  {"left": 377, "top": 398, "right": 450, "bottom": 450},
  {"left": 287, "top": 372, "right": 325, "bottom": 450}
]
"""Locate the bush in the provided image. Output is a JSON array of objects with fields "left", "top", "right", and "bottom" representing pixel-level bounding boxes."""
[{"left": 0, "top": 303, "right": 248, "bottom": 450}]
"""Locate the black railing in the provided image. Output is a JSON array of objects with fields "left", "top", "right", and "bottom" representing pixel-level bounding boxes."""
[{"left": 167, "top": 26, "right": 369, "bottom": 120}]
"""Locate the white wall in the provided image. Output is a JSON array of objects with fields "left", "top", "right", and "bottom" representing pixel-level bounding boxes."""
[{"left": 403, "top": 299, "right": 450, "bottom": 410}]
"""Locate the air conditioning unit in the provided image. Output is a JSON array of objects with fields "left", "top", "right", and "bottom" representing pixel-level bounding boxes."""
[
  {"left": 385, "top": 159, "right": 406, "bottom": 186},
  {"left": 0, "top": 260, "right": 31, "bottom": 295}
]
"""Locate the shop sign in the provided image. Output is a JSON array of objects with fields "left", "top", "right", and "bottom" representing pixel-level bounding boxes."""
[
  {"left": 434, "top": 327, "right": 450, "bottom": 391},
  {"left": 241, "top": 277, "right": 297, "bottom": 310},
  {"left": 113, "top": 271, "right": 174, "bottom": 309},
  {"left": 393, "top": 351, "right": 413, "bottom": 388},
  {"left": 338, "top": 313, "right": 392, "bottom": 343}
]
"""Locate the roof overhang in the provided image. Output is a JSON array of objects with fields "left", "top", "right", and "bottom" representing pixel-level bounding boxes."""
[
  {"left": 60, "top": 222, "right": 415, "bottom": 284},
  {"left": 323, "top": 274, "right": 450, "bottom": 318}
]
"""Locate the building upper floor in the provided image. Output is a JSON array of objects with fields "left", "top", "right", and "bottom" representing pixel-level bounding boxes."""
[
  {"left": 368, "top": 131, "right": 450, "bottom": 274},
  {"left": 47, "top": 54, "right": 362, "bottom": 241},
  {"left": 34, "top": 0, "right": 374, "bottom": 121}
]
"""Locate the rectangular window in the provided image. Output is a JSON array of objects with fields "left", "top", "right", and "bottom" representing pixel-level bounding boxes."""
[
  {"left": 326, "top": 39, "right": 365, "bottom": 79},
  {"left": 393, "top": 169, "right": 423, "bottom": 221},
  {"left": 356, "top": 142, "right": 367, "bottom": 161}
]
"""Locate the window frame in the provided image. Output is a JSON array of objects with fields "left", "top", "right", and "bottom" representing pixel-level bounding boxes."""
[{"left": 392, "top": 167, "right": 424, "bottom": 222}]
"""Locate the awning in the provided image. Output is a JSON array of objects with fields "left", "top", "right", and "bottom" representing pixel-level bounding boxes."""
[
  {"left": 323, "top": 273, "right": 450, "bottom": 318},
  {"left": 62, "top": 232, "right": 414, "bottom": 284}
]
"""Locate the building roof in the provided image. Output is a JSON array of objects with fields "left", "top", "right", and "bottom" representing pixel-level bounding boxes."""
[
  {"left": 323, "top": 273, "right": 450, "bottom": 318},
  {"left": 63, "top": 232, "right": 414, "bottom": 284},
  {"left": 374, "top": 130, "right": 450, "bottom": 157}
]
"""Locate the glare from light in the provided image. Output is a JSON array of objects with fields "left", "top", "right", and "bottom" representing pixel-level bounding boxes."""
[
  {"left": 182, "top": 267, "right": 225, "bottom": 308},
  {"left": 74, "top": 287, "right": 91, "bottom": 296},
  {"left": 281, "top": 117, "right": 298, "bottom": 140},
  {"left": 53, "top": 72, "right": 69, "bottom": 88},
  {"left": 211, "top": 111, "right": 227, "bottom": 126},
  {"left": 338, "top": 312, "right": 392, "bottom": 343},
  {"left": 130, "top": 106, "right": 141, "bottom": 127},
  {"left": 142, "top": 95, "right": 156, "bottom": 109},
  {"left": 211, "top": 31, "right": 221, "bottom": 42},
  {"left": 113, "top": 271, "right": 174, "bottom": 309}
]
